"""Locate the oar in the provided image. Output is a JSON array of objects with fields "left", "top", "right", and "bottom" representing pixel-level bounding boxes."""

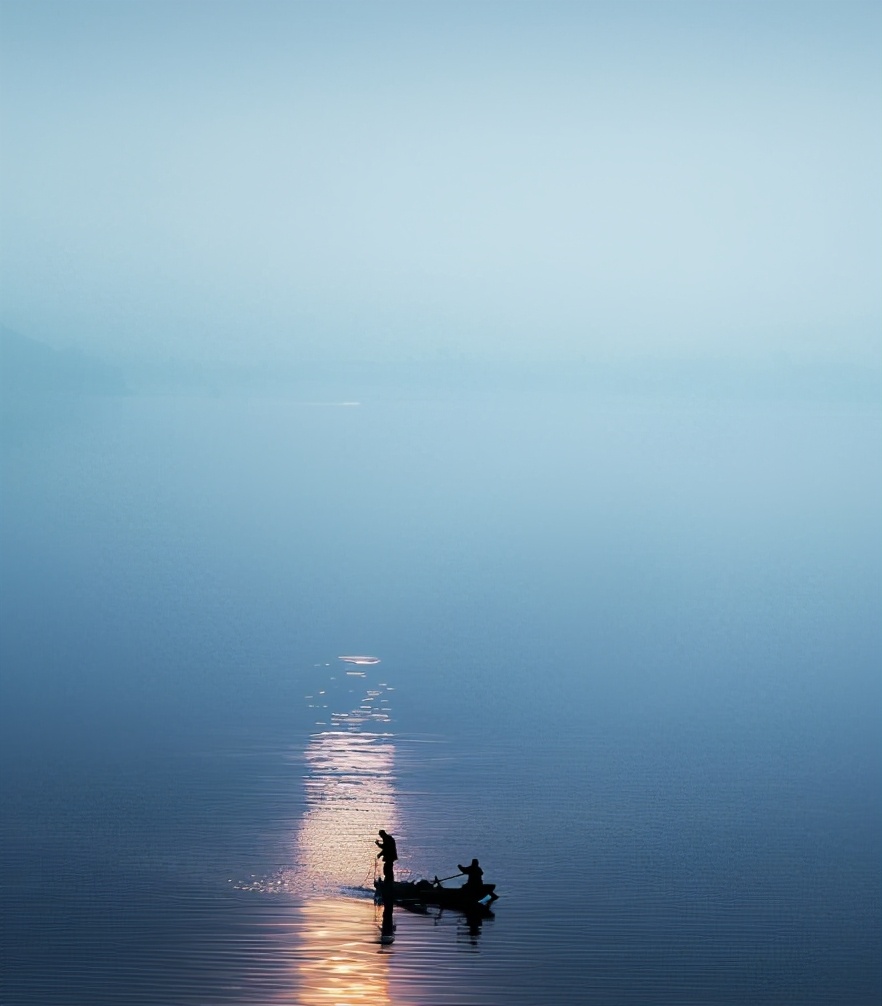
[{"left": 432, "top": 872, "right": 465, "bottom": 887}]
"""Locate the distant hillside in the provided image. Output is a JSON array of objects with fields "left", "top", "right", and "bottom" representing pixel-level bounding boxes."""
[{"left": 0, "top": 328, "right": 127, "bottom": 398}]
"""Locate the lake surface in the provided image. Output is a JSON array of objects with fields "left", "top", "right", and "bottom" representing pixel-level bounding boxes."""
[{"left": 1, "top": 392, "right": 880, "bottom": 1004}]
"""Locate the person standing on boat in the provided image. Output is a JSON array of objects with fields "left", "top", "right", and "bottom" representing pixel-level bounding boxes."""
[
  {"left": 458, "top": 858, "right": 484, "bottom": 891},
  {"left": 375, "top": 829, "right": 398, "bottom": 883}
]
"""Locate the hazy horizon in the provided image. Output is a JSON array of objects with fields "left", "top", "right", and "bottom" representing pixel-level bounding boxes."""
[{"left": 2, "top": 0, "right": 880, "bottom": 377}]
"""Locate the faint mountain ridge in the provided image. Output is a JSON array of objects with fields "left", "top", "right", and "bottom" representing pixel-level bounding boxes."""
[{"left": 1, "top": 327, "right": 128, "bottom": 398}]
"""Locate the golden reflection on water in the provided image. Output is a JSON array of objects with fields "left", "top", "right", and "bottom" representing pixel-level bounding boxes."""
[
  {"left": 296, "top": 730, "right": 398, "bottom": 892},
  {"left": 290, "top": 673, "right": 401, "bottom": 1004},
  {"left": 293, "top": 899, "right": 395, "bottom": 1006}
]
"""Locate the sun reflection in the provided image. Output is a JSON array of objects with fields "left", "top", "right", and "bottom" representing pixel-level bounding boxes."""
[
  {"left": 296, "top": 730, "right": 398, "bottom": 892},
  {"left": 292, "top": 899, "right": 394, "bottom": 1006},
  {"left": 236, "top": 667, "right": 406, "bottom": 1002},
  {"left": 289, "top": 669, "right": 399, "bottom": 1003}
]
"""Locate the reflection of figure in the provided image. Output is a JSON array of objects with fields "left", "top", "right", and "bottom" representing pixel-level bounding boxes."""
[
  {"left": 375, "top": 829, "right": 398, "bottom": 883},
  {"left": 458, "top": 858, "right": 484, "bottom": 891},
  {"left": 459, "top": 909, "right": 485, "bottom": 946},
  {"left": 379, "top": 899, "right": 395, "bottom": 945}
]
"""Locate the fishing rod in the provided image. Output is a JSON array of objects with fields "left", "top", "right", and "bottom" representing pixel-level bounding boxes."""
[{"left": 362, "top": 857, "right": 378, "bottom": 887}]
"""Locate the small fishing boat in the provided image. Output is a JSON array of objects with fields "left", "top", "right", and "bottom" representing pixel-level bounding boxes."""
[{"left": 375, "top": 878, "right": 498, "bottom": 910}]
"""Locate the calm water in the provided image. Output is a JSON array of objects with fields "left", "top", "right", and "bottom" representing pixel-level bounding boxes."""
[{"left": 1, "top": 393, "right": 880, "bottom": 1004}]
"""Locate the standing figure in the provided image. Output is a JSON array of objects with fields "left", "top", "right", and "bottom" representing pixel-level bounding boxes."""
[{"left": 375, "top": 829, "right": 398, "bottom": 884}]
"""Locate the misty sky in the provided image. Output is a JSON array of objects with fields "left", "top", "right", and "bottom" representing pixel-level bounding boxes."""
[{"left": 1, "top": 0, "right": 880, "bottom": 368}]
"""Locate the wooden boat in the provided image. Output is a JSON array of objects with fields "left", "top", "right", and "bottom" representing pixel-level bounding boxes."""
[{"left": 375, "top": 878, "right": 498, "bottom": 910}]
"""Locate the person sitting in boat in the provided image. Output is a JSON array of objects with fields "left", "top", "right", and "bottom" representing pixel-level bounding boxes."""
[
  {"left": 458, "top": 858, "right": 484, "bottom": 891},
  {"left": 375, "top": 829, "right": 398, "bottom": 883}
]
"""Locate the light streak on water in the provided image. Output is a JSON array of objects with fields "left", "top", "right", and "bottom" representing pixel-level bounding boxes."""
[
  {"left": 295, "top": 730, "right": 397, "bottom": 893},
  {"left": 290, "top": 669, "right": 399, "bottom": 1003},
  {"left": 239, "top": 664, "right": 406, "bottom": 1004}
]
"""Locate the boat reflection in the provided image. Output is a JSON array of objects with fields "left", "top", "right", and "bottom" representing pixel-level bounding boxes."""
[{"left": 394, "top": 897, "right": 493, "bottom": 948}]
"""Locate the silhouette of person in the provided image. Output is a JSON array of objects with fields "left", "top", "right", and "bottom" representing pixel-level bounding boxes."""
[
  {"left": 375, "top": 829, "right": 398, "bottom": 883},
  {"left": 458, "top": 858, "right": 484, "bottom": 891}
]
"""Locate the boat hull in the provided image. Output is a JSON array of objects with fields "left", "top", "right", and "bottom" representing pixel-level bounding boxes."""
[{"left": 375, "top": 879, "right": 497, "bottom": 910}]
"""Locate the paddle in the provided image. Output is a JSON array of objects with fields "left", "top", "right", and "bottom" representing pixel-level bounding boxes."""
[{"left": 432, "top": 873, "right": 465, "bottom": 886}]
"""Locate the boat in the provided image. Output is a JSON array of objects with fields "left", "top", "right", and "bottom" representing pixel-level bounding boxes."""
[{"left": 375, "top": 878, "right": 498, "bottom": 910}]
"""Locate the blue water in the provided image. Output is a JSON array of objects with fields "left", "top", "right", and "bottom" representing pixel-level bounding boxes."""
[{"left": 1, "top": 394, "right": 880, "bottom": 1004}]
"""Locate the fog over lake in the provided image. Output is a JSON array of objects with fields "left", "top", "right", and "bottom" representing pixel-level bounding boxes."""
[
  {"left": 2, "top": 387, "right": 879, "bottom": 1003},
  {"left": 1, "top": 1, "right": 880, "bottom": 1003}
]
